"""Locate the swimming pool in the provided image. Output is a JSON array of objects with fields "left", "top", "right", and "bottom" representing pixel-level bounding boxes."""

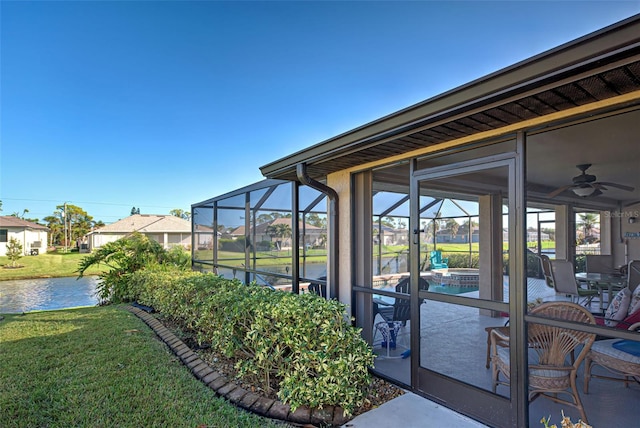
[{"left": 0, "top": 276, "right": 100, "bottom": 314}]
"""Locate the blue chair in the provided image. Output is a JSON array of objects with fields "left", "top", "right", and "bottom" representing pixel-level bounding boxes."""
[{"left": 429, "top": 250, "right": 448, "bottom": 269}]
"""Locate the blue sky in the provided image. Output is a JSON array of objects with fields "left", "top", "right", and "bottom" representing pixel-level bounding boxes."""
[{"left": 1, "top": 1, "right": 639, "bottom": 224}]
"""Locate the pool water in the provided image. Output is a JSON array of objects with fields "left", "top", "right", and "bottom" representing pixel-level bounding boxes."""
[
  {"left": 428, "top": 284, "right": 479, "bottom": 295},
  {"left": 0, "top": 276, "right": 100, "bottom": 314}
]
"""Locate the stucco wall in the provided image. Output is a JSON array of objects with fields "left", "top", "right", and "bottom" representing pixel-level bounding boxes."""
[
  {"left": 327, "top": 170, "right": 352, "bottom": 308},
  {"left": 0, "top": 228, "right": 48, "bottom": 256}
]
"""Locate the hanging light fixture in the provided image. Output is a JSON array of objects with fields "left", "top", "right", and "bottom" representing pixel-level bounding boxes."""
[{"left": 572, "top": 185, "right": 595, "bottom": 197}]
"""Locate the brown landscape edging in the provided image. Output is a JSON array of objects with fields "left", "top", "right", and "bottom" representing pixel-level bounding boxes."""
[{"left": 127, "top": 305, "right": 349, "bottom": 427}]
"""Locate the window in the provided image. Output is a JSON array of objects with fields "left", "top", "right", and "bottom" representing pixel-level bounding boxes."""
[{"left": 0, "top": 229, "right": 7, "bottom": 243}]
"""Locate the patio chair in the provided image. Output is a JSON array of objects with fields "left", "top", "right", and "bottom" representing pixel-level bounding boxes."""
[
  {"left": 550, "top": 259, "right": 599, "bottom": 307},
  {"left": 307, "top": 276, "right": 327, "bottom": 298},
  {"left": 490, "top": 301, "right": 596, "bottom": 423},
  {"left": 373, "top": 279, "right": 410, "bottom": 357},
  {"left": 429, "top": 250, "right": 448, "bottom": 270},
  {"left": 539, "top": 254, "right": 555, "bottom": 288},
  {"left": 628, "top": 260, "right": 640, "bottom": 292},
  {"left": 585, "top": 254, "right": 615, "bottom": 275},
  {"left": 584, "top": 322, "right": 640, "bottom": 392},
  {"left": 373, "top": 277, "right": 428, "bottom": 357}
]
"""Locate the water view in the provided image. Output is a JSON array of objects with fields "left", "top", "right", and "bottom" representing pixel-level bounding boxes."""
[{"left": 0, "top": 276, "right": 100, "bottom": 314}]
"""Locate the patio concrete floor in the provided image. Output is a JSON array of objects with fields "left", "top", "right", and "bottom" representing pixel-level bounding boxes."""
[{"left": 370, "top": 278, "right": 640, "bottom": 427}]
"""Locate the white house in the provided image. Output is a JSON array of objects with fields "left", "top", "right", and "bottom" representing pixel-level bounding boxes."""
[
  {"left": 85, "top": 214, "right": 191, "bottom": 251},
  {"left": 0, "top": 216, "right": 49, "bottom": 256}
]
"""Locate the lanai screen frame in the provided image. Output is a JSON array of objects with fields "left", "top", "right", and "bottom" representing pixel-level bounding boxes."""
[{"left": 192, "top": 179, "right": 331, "bottom": 292}]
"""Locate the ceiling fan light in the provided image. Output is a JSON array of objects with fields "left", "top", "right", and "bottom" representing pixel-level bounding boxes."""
[{"left": 573, "top": 186, "right": 596, "bottom": 197}]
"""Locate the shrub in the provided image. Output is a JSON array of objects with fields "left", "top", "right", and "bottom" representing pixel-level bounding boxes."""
[
  {"left": 256, "top": 240, "right": 274, "bottom": 251},
  {"left": 444, "top": 252, "right": 479, "bottom": 268},
  {"left": 219, "top": 237, "right": 246, "bottom": 252},
  {"left": 77, "top": 232, "right": 190, "bottom": 303},
  {"left": 5, "top": 238, "right": 23, "bottom": 267},
  {"left": 132, "top": 267, "right": 375, "bottom": 415}
]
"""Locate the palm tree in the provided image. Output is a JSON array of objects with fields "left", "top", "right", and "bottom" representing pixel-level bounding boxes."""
[
  {"left": 445, "top": 219, "right": 460, "bottom": 240},
  {"left": 266, "top": 223, "right": 292, "bottom": 251},
  {"left": 577, "top": 213, "right": 598, "bottom": 244}
]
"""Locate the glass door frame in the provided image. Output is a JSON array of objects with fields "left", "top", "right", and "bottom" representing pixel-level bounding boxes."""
[{"left": 408, "top": 142, "right": 528, "bottom": 426}]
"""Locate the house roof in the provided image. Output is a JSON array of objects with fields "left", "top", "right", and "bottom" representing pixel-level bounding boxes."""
[
  {"left": 88, "top": 214, "right": 191, "bottom": 234},
  {"left": 0, "top": 216, "right": 49, "bottom": 231},
  {"left": 259, "top": 15, "right": 640, "bottom": 182}
]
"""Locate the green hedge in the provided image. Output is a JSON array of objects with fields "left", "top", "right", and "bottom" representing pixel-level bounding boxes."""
[
  {"left": 441, "top": 251, "right": 543, "bottom": 278},
  {"left": 443, "top": 253, "right": 479, "bottom": 269},
  {"left": 129, "top": 267, "right": 374, "bottom": 415}
]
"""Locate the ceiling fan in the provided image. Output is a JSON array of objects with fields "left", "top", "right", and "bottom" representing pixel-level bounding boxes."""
[{"left": 547, "top": 163, "right": 635, "bottom": 198}]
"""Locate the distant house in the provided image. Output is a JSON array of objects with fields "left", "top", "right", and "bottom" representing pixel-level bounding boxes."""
[
  {"left": 85, "top": 214, "right": 191, "bottom": 251},
  {"left": 436, "top": 227, "right": 480, "bottom": 244},
  {"left": 502, "top": 228, "right": 551, "bottom": 242},
  {"left": 230, "top": 217, "right": 325, "bottom": 250},
  {"left": 0, "top": 216, "right": 49, "bottom": 256},
  {"left": 376, "top": 225, "right": 409, "bottom": 246}
]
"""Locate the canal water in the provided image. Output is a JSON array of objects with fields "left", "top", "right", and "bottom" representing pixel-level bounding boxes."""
[{"left": 0, "top": 276, "right": 100, "bottom": 314}]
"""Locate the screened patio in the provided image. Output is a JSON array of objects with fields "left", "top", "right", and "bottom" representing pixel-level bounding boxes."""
[{"left": 194, "top": 16, "right": 640, "bottom": 428}]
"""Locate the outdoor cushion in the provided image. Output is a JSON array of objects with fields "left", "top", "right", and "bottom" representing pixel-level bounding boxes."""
[
  {"left": 612, "top": 339, "right": 640, "bottom": 357},
  {"left": 496, "top": 347, "right": 568, "bottom": 378},
  {"left": 604, "top": 287, "right": 631, "bottom": 327},
  {"left": 627, "top": 284, "right": 640, "bottom": 316},
  {"left": 622, "top": 305, "right": 640, "bottom": 327},
  {"left": 595, "top": 304, "right": 640, "bottom": 329},
  {"left": 592, "top": 339, "right": 640, "bottom": 364}
]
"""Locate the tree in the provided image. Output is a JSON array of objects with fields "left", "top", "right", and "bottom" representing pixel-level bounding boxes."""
[
  {"left": 265, "top": 223, "right": 292, "bottom": 251},
  {"left": 131, "top": 207, "right": 140, "bottom": 215},
  {"left": 305, "top": 213, "right": 327, "bottom": 229},
  {"left": 577, "top": 212, "right": 599, "bottom": 244},
  {"left": 43, "top": 215, "right": 63, "bottom": 247},
  {"left": 9, "top": 209, "right": 40, "bottom": 223},
  {"left": 459, "top": 219, "right": 477, "bottom": 243},
  {"left": 56, "top": 204, "right": 96, "bottom": 246},
  {"left": 445, "top": 219, "right": 460, "bottom": 239},
  {"left": 381, "top": 217, "right": 396, "bottom": 228},
  {"left": 169, "top": 208, "right": 191, "bottom": 220},
  {"left": 43, "top": 204, "right": 101, "bottom": 247},
  {"left": 77, "top": 232, "right": 190, "bottom": 303},
  {"left": 6, "top": 238, "right": 23, "bottom": 267},
  {"left": 11, "top": 209, "right": 28, "bottom": 219},
  {"left": 257, "top": 213, "right": 275, "bottom": 224}
]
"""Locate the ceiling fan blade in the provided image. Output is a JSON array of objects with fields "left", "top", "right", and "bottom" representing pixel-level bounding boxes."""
[
  {"left": 597, "top": 182, "right": 635, "bottom": 192},
  {"left": 591, "top": 183, "right": 607, "bottom": 190},
  {"left": 547, "top": 184, "right": 574, "bottom": 198}
]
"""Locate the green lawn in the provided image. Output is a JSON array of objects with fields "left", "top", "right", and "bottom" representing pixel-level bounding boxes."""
[
  {"left": 200, "top": 249, "right": 328, "bottom": 267},
  {"left": 0, "top": 306, "right": 285, "bottom": 427},
  {"left": 0, "top": 252, "right": 103, "bottom": 280}
]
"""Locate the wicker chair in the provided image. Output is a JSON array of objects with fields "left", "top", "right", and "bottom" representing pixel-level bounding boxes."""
[
  {"left": 490, "top": 302, "right": 596, "bottom": 423},
  {"left": 584, "top": 322, "right": 640, "bottom": 392}
]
